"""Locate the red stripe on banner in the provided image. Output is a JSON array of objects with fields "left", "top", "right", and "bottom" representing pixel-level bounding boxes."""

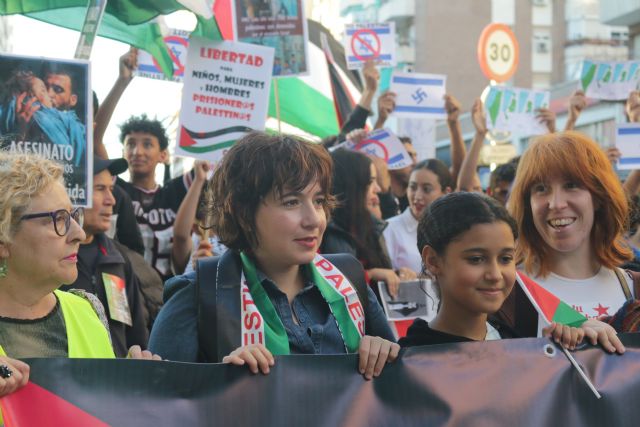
[
  {"left": 1, "top": 382, "right": 109, "bottom": 427},
  {"left": 214, "top": 0, "right": 234, "bottom": 40}
]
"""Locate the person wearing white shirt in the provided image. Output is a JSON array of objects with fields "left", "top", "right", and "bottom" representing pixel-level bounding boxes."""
[{"left": 384, "top": 159, "right": 453, "bottom": 276}]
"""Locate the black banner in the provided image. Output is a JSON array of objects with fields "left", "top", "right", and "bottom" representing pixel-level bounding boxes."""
[{"left": 3, "top": 335, "right": 640, "bottom": 426}]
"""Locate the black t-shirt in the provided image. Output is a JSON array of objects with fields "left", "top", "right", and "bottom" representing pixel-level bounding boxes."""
[
  {"left": 112, "top": 184, "right": 145, "bottom": 255},
  {"left": 399, "top": 319, "right": 475, "bottom": 346},
  {"left": 116, "top": 173, "right": 191, "bottom": 281},
  {"left": 0, "top": 297, "right": 68, "bottom": 358}
]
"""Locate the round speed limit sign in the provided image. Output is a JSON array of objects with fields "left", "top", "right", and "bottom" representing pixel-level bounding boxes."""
[{"left": 477, "top": 23, "right": 519, "bottom": 82}]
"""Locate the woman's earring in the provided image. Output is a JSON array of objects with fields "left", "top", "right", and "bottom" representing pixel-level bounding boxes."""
[{"left": 0, "top": 258, "right": 7, "bottom": 278}]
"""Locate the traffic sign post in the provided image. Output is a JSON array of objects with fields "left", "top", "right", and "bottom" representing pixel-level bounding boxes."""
[{"left": 477, "top": 23, "right": 519, "bottom": 83}]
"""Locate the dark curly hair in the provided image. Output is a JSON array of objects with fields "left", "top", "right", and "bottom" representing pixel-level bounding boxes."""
[
  {"left": 119, "top": 114, "right": 169, "bottom": 150},
  {"left": 418, "top": 192, "right": 517, "bottom": 257},
  {"left": 205, "top": 132, "right": 335, "bottom": 251}
]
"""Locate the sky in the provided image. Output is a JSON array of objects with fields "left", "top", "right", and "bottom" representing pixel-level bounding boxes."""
[{"left": 4, "top": 13, "right": 193, "bottom": 178}]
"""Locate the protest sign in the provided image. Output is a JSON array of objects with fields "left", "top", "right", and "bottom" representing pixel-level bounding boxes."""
[
  {"left": 484, "top": 86, "right": 550, "bottom": 136},
  {"left": 176, "top": 38, "right": 274, "bottom": 162},
  {"left": 616, "top": 123, "right": 640, "bottom": 170},
  {"left": 0, "top": 54, "right": 92, "bottom": 207},
  {"left": 344, "top": 22, "right": 396, "bottom": 70},
  {"left": 377, "top": 279, "right": 437, "bottom": 321},
  {"left": 231, "top": 0, "right": 309, "bottom": 77},
  {"left": 136, "top": 28, "right": 190, "bottom": 82},
  {"left": 346, "top": 128, "right": 412, "bottom": 170},
  {"left": 390, "top": 72, "right": 446, "bottom": 119},
  {"left": 579, "top": 59, "right": 640, "bottom": 100}
]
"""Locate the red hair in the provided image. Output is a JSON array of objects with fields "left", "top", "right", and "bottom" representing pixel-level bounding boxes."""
[{"left": 508, "top": 131, "right": 631, "bottom": 276}]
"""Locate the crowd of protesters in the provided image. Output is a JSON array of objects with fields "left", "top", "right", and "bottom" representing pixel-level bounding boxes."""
[{"left": 1, "top": 46, "right": 640, "bottom": 404}]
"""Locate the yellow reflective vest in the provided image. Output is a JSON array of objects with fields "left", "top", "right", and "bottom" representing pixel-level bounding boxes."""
[{"left": 0, "top": 290, "right": 114, "bottom": 425}]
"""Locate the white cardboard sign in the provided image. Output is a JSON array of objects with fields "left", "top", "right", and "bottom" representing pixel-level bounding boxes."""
[{"left": 176, "top": 38, "right": 274, "bottom": 162}]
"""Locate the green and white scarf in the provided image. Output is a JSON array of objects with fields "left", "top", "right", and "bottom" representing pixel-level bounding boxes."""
[{"left": 239, "top": 253, "right": 365, "bottom": 355}]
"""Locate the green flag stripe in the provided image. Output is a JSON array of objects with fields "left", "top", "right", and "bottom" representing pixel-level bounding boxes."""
[
  {"left": 1, "top": 0, "right": 189, "bottom": 25},
  {"left": 552, "top": 302, "right": 587, "bottom": 327},
  {"left": 180, "top": 139, "right": 236, "bottom": 153},
  {"left": 269, "top": 78, "right": 339, "bottom": 138},
  {"left": 24, "top": 8, "right": 175, "bottom": 76}
]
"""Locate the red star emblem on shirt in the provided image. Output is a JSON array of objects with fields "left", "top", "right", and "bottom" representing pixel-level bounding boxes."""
[{"left": 593, "top": 303, "right": 610, "bottom": 317}]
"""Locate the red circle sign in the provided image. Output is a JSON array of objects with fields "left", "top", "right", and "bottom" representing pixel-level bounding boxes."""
[
  {"left": 350, "top": 29, "right": 381, "bottom": 61},
  {"left": 477, "top": 23, "right": 519, "bottom": 82},
  {"left": 354, "top": 139, "right": 389, "bottom": 162},
  {"left": 152, "top": 35, "right": 188, "bottom": 76}
]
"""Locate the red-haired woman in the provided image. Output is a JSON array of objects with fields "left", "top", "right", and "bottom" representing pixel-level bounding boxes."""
[{"left": 504, "top": 131, "right": 631, "bottom": 351}]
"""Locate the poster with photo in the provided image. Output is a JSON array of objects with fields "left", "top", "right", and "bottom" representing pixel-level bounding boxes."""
[
  {"left": 377, "top": 279, "right": 438, "bottom": 322},
  {"left": 0, "top": 54, "right": 92, "bottom": 207},
  {"left": 231, "top": 0, "right": 309, "bottom": 77}
]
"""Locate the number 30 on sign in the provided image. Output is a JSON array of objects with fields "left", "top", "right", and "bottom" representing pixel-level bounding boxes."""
[{"left": 477, "top": 23, "right": 519, "bottom": 83}]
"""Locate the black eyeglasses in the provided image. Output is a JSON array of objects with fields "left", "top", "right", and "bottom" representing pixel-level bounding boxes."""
[{"left": 20, "top": 208, "right": 84, "bottom": 237}]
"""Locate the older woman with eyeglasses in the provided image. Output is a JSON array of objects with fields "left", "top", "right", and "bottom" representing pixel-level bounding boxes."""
[{"left": 0, "top": 153, "right": 156, "bottom": 406}]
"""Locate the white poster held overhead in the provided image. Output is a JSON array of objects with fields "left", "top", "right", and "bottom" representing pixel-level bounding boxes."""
[
  {"left": 390, "top": 72, "right": 447, "bottom": 119},
  {"left": 484, "top": 86, "right": 550, "bottom": 136},
  {"left": 176, "top": 37, "right": 274, "bottom": 162},
  {"left": 346, "top": 128, "right": 411, "bottom": 170},
  {"left": 579, "top": 60, "right": 640, "bottom": 101},
  {"left": 616, "top": 123, "right": 640, "bottom": 170},
  {"left": 344, "top": 22, "right": 396, "bottom": 70},
  {"left": 396, "top": 118, "right": 436, "bottom": 160},
  {"left": 136, "top": 28, "right": 190, "bottom": 82}
]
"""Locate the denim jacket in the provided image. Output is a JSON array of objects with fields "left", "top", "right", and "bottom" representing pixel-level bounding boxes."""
[{"left": 149, "top": 252, "right": 394, "bottom": 362}]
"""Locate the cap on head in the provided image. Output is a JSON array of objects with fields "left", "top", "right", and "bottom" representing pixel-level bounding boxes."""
[{"left": 93, "top": 157, "right": 128, "bottom": 177}]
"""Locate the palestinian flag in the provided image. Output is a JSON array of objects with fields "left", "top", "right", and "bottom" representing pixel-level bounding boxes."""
[
  {"left": 266, "top": 19, "right": 362, "bottom": 138},
  {"left": 516, "top": 272, "right": 588, "bottom": 327},
  {"left": 0, "top": 0, "right": 222, "bottom": 78}
]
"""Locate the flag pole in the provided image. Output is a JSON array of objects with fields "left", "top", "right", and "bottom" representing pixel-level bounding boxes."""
[
  {"left": 515, "top": 273, "right": 600, "bottom": 399},
  {"left": 74, "top": 0, "right": 108, "bottom": 59},
  {"left": 274, "top": 78, "right": 282, "bottom": 134},
  {"left": 559, "top": 345, "right": 601, "bottom": 399}
]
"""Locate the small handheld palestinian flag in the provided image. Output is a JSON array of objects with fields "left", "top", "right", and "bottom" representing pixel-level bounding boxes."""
[{"left": 516, "top": 272, "right": 588, "bottom": 327}]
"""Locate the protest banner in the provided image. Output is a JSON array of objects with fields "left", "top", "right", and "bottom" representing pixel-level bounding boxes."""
[
  {"left": 390, "top": 72, "right": 447, "bottom": 119},
  {"left": 231, "top": 0, "right": 309, "bottom": 77},
  {"left": 344, "top": 22, "right": 396, "bottom": 70},
  {"left": 377, "top": 279, "right": 437, "bottom": 322},
  {"left": 2, "top": 335, "right": 640, "bottom": 426},
  {"left": 136, "top": 28, "right": 190, "bottom": 82},
  {"left": 0, "top": 54, "right": 92, "bottom": 207},
  {"left": 484, "top": 85, "right": 550, "bottom": 136},
  {"left": 580, "top": 59, "right": 640, "bottom": 100},
  {"left": 176, "top": 37, "right": 274, "bottom": 162},
  {"left": 346, "top": 128, "right": 412, "bottom": 170},
  {"left": 616, "top": 123, "right": 640, "bottom": 170}
]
